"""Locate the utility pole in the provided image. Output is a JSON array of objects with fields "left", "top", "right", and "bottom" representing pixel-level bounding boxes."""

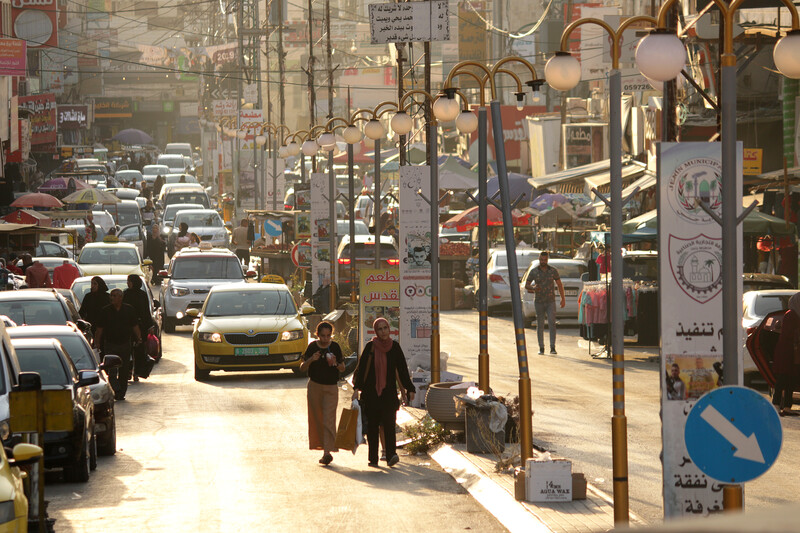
[
  {"left": 397, "top": 42, "right": 406, "bottom": 166},
  {"left": 278, "top": 0, "right": 286, "bottom": 127},
  {"left": 326, "top": 0, "right": 334, "bottom": 121},
  {"left": 306, "top": 0, "right": 317, "bottom": 174}
]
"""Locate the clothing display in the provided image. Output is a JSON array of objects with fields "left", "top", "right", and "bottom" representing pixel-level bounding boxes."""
[{"left": 577, "top": 279, "right": 651, "bottom": 343}]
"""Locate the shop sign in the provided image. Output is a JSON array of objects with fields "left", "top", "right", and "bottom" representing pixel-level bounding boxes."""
[
  {"left": 12, "top": 0, "right": 58, "bottom": 48},
  {"left": 0, "top": 38, "right": 26, "bottom": 76},
  {"left": 57, "top": 105, "right": 88, "bottom": 129},
  {"left": 19, "top": 93, "right": 56, "bottom": 145},
  {"left": 94, "top": 97, "right": 132, "bottom": 119}
]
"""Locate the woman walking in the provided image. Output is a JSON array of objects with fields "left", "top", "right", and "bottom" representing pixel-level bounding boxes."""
[
  {"left": 353, "top": 318, "right": 415, "bottom": 467},
  {"left": 299, "top": 321, "right": 345, "bottom": 465},
  {"left": 79, "top": 276, "right": 110, "bottom": 335},
  {"left": 772, "top": 292, "right": 800, "bottom": 416}
]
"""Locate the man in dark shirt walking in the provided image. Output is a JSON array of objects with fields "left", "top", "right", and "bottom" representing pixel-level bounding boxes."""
[
  {"left": 94, "top": 288, "right": 142, "bottom": 400},
  {"left": 525, "top": 251, "right": 566, "bottom": 355}
]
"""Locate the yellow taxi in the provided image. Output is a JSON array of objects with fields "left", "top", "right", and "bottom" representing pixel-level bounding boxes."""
[
  {"left": 0, "top": 443, "right": 43, "bottom": 531},
  {"left": 190, "top": 283, "right": 315, "bottom": 381},
  {"left": 76, "top": 241, "right": 151, "bottom": 278}
]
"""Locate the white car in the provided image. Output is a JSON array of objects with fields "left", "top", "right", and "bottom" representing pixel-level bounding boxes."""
[
  {"left": 742, "top": 289, "right": 800, "bottom": 386},
  {"left": 474, "top": 248, "right": 541, "bottom": 315},
  {"left": 521, "top": 259, "right": 588, "bottom": 325},
  {"left": 167, "top": 209, "right": 228, "bottom": 253}
]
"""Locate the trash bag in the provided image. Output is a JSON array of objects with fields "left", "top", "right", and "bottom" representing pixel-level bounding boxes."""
[{"left": 311, "top": 284, "right": 331, "bottom": 314}]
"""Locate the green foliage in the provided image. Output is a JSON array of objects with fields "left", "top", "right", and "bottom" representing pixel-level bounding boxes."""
[{"left": 405, "top": 415, "right": 449, "bottom": 455}]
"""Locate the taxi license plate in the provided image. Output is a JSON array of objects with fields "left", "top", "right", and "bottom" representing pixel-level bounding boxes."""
[
  {"left": 565, "top": 289, "right": 578, "bottom": 297},
  {"left": 234, "top": 347, "right": 269, "bottom": 356}
]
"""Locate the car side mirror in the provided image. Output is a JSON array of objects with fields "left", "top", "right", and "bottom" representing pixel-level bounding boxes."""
[
  {"left": 245, "top": 270, "right": 257, "bottom": 278},
  {"left": 8, "top": 443, "right": 43, "bottom": 467},
  {"left": 580, "top": 273, "right": 589, "bottom": 282},
  {"left": 16, "top": 372, "right": 41, "bottom": 392},
  {"left": 75, "top": 319, "right": 92, "bottom": 335},
  {"left": 300, "top": 305, "right": 316, "bottom": 316},
  {"left": 158, "top": 270, "right": 170, "bottom": 278},
  {"left": 100, "top": 354, "right": 122, "bottom": 370},
  {"left": 77, "top": 370, "right": 100, "bottom": 388},
  {"left": 185, "top": 308, "right": 201, "bottom": 318}
]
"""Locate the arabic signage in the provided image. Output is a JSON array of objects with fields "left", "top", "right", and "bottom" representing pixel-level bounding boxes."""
[
  {"left": 399, "top": 165, "right": 432, "bottom": 366},
  {"left": 742, "top": 148, "right": 763, "bottom": 175},
  {"left": 212, "top": 99, "right": 236, "bottom": 118},
  {"left": 11, "top": 0, "right": 58, "bottom": 48},
  {"left": 19, "top": 93, "right": 56, "bottom": 145},
  {"left": 658, "top": 142, "right": 743, "bottom": 518},
  {"left": 0, "top": 39, "right": 26, "bottom": 76},
  {"left": 458, "top": 2, "right": 488, "bottom": 65},
  {"left": 358, "top": 268, "right": 400, "bottom": 354},
  {"left": 311, "top": 173, "right": 336, "bottom": 297},
  {"left": 469, "top": 105, "right": 546, "bottom": 167},
  {"left": 57, "top": 105, "right": 88, "bottom": 129},
  {"left": 239, "top": 109, "right": 263, "bottom": 143},
  {"left": 94, "top": 97, "right": 132, "bottom": 119},
  {"left": 369, "top": 1, "right": 449, "bottom": 43}
]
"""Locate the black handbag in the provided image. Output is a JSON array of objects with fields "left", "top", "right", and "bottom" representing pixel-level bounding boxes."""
[{"left": 134, "top": 342, "right": 155, "bottom": 379}]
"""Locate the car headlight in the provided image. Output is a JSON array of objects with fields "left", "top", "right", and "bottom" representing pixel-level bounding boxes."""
[
  {"left": 0, "top": 501, "right": 14, "bottom": 524},
  {"left": 199, "top": 332, "right": 223, "bottom": 343},
  {"left": 280, "top": 330, "right": 303, "bottom": 341},
  {"left": 171, "top": 286, "right": 190, "bottom": 297},
  {"left": 0, "top": 420, "right": 9, "bottom": 442}
]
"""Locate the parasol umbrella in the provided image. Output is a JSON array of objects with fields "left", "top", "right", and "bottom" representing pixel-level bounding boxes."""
[
  {"left": 62, "top": 188, "right": 120, "bottom": 205},
  {"left": 38, "top": 177, "right": 90, "bottom": 193},
  {"left": 112, "top": 128, "right": 153, "bottom": 145},
  {"left": 10, "top": 192, "right": 63, "bottom": 209},
  {"left": 442, "top": 204, "right": 531, "bottom": 232}
]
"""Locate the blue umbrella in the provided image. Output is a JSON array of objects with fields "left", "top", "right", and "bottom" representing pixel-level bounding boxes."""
[
  {"left": 112, "top": 128, "right": 153, "bottom": 145},
  {"left": 487, "top": 173, "right": 535, "bottom": 206}
]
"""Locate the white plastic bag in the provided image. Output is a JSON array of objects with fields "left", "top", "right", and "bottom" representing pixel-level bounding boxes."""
[{"left": 352, "top": 399, "right": 363, "bottom": 454}]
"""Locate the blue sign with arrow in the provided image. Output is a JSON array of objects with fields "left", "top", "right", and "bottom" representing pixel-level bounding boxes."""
[
  {"left": 685, "top": 386, "right": 782, "bottom": 483},
  {"left": 263, "top": 219, "right": 283, "bottom": 238}
]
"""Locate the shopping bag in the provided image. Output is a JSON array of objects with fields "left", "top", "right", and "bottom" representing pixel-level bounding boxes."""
[
  {"left": 146, "top": 333, "right": 160, "bottom": 361},
  {"left": 334, "top": 405, "right": 359, "bottom": 450},
  {"left": 352, "top": 400, "right": 363, "bottom": 453}
]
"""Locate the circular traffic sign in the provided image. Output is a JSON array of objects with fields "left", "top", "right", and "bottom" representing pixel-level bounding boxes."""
[
  {"left": 685, "top": 386, "right": 782, "bottom": 483},
  {"left": 291, "top": 241, "right": 311, "bottom": 269}
]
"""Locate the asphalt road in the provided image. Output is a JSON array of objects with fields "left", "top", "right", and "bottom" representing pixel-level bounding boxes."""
[
  {"left": 438, "top": 309, "right": 800, "bottom": 524},
  {"left": 44, "top": 326, "right": 505, "bottom": 533}
]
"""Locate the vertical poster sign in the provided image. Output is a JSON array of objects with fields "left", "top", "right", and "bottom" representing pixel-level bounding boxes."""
[
  {"left": 265, "top": 157, "right": 286, "bottom": 209},
  {"left": 310, "top": 173, "right": 334, "bottom": 295},
  {"left": 18, "top": 93, "right": 57, "bottom": 145},
  {"left": 399, "top": 165, "right": 432, "bottom": 365},
  {"left": 658, "top": 142, "right": 743, "bottom": 518},
  {"left": 358, "top": 268, "right": 400, "bottom": 354}
]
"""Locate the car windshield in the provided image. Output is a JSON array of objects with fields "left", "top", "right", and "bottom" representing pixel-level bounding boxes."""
[
  {"left": 163, "top": 205, "right": 201, "bottom": 222},
  {"left": 172, "top": 257, "right": 243, "bottom": 280},
  {"left": 40, "top": 335, "right": 95, "bottom": 370},
  {"left": 494, "top": 253, "right": 538, "bottom": 270},
  {"left": 79, "top": 247, "right": 139, "bottom": 265},
  {"left": 753, "top": 294, "right": 794, "bottom": 316},
  {"left": 175, "top": 212, "right": 222, "bottom": 227},
  {"left": 72, "top": 278, "right": 146, "bottom": 305},
  {"left": 16, "top": 348, "right": 68, "bottom": 385},
  {"left": 552, "top": 263, "right": 587, "bottom": 279},
  {"left": 116, "top": 171, "right": 142, "bottom": 182},
  {"left": 115, "top": 210, "right": 140, "bottom": 227},
  {"left": 337, "top": 221, "right": 369, "bottom": 235},
  {"left": 166, "top": 193, "right": 209, "bottom": 208},
  {"left": 204, "top": 289, "right": 297, "bottom": 316},
  {"left": 341, "top": 243, "right": 398, "bottom": 259},
  {"left": 143, "top": 166, "right": 168, "bottom": 176},
  {"left": 4, "top": 301, "right": 67, "bottom": 325}
]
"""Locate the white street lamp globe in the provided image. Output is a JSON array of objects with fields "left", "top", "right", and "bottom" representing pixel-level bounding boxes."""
[
  {"left": 364, "top": 119, "right": 385, "bottom": 140},
  {"left": 774, "top": 31, "right": 800, "bottom": 79},
  {"left": 455, "top": 110, "right": 478, "bottom": 134},
  {"left": 391, "top": 111, "right": 413, "bottom": 135},
  {"left": 287, "top": 141, "right": 300, "bottom": 156},
  {"left": 278, "top": 145, "right": 288, "bottom": 158},
  {"left": 545, "top": 52, "right": 581, "bottom": 91},
  {"left": 351, "top": 140, "right": 362, "bottom": 155},
  {"left": 432, "top": 97, "right": 460, "bottom": 122},
  {"left": 301, "top": 139, "right": 318, "bottom": 156},
  {"left": 236, "top": 130, "right": 247, "bottom": 140},
  {"left": 342, "top": 125, "right": 363, "bottom": 144},
  {"left": 255, "top": 135, "right": 267, "bottom": 146},
  {"left": 318, "top": 131, "right": 336, "bottom": 149},
  {"left": 635, "top": 31, "right": 686, "bottom": 82}
]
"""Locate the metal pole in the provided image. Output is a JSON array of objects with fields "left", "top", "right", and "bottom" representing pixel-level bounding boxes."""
[
  {"left": 348, "top": 142, "right": 357, "bottom": 303},
  {"left": 477, "top": 106, "right": 489, "bottom": 392},
  {"left": 490, "top": 99, "right": 532, "bottom": 464},
  {"left": 272, "top": 137, "right": 278, "bottom": 210},
  {"left": 253, "top": 138, "right": 259, "bottom": 210},
  {"left": 374, "top": 138, "right": 382, "bottom": 267},
  {"left": 300, "top": 152, "right": 306, "bottom": 183},
  {"left": 609, "top": 69, "right": 630, "bottom": 524},
  {"left": 430, "top": 119, "right": 440, "bottom": 384},
  {"left": 329, "top": 150, "right": 337, "bottom": 312}
]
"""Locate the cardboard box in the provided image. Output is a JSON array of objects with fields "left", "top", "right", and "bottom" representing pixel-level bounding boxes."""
[
  {"left": 525, "top": 459, "right": 572, "bottom": 502},
  {"left": 572, "top": 473, "right": 587, "bottom": 500},
  {"left": 408, "top": 370, "right": 463, "bottom": 408},
  {"left": 439, "top": 278, "right": 455, "bottom": 311}
]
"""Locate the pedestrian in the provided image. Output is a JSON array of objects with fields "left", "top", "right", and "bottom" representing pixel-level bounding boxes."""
[
  {"left": 94, "top": 288, "right": 142, "bottom": 401},
  {"left": 5, "top": 254, "right": 23, "bottom": 276},
  {"left": 299, "top": 321, "right": 345, "bottom": 465},
  {"left": 174, "top": 222, "right": 190, "bottom": 254},
  {"left": 123, "top": 274, "right": 154, "bottom": 382},
  {"left": 25, "top": 260, "right": 52, "bottom": 288},
  {"left": 85, "top": 214, "right": 97, "bottom": 243},
  {"left": 0, "top": 259, "right": 9, "bottom": 291},
  {"left": 19, "top": 253, "right": 32, "bottom": 274},
  {"left": 53, "top": 259, "right": 81, "bottom": 289},
  {"left": 142, "top": 198, "right": 155, "bottom": 227},
  {"left": 147, "top": 224, "right": 167, "bottom": 284},
  {"left": 153, "top": 175, "right": 165, "bottom": 197},
  {"left": 189, "top": 232, "right": 201, "bottom": 247},
  {"left": 772, "top": 292, "right": 800, "bottom": 416},
  {"left": 232, "top": 218, "right": 252, "bottom": 266},
  {"left": 79, "top": 276, "right": 111, "bottom": 336},
  {"left": 524, "top": 251, "right": 566, "bottom": 355},
  {"left": 353, "top": 317, "right": 415, "bottom": 467}
]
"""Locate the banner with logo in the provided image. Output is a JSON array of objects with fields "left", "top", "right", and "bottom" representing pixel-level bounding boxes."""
[
  {"left": 94, "top": 97, "right": 132, "bottom": 119},
  {"left": 57, "top": 105, "right": 88, "bottom": 129},
  {"left": 265, "top": 157, "right": 286, "bottom": 210},
  {"left": 18, "top": 93, "right": 56, "bottom": 145},
  {"left": 11, "top": 0, "right": 58, "bottom": 48},
  {"left": 399, "top": 165, "right": 432, "bottom": 365},
  {"left": 310, "top": 173, "right": 335, "bottom": 297},
  {"left": 658, "top": 142, "right": 743, "bottom": 518},
  {"left": 358, "top": 268, "right": 400, "bottom": 354},
  {"left": 0, "top": 39, "right": 26, "bottom": 76}
]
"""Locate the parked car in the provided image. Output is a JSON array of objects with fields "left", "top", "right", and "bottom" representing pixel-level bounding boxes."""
[
  {"left": 742, "top": 289, "right": 800, "bottom": 387},
  {"left": 77, "top": 242, "right": 151, "bottom": 278},
  {"left": 167, "top": 209, "right": 228, "bottom": 255},
  {"left": 159, "top": 246, "right": 256, "bottom": 332},
  {"left": 7, "top": 325, "right": 122, "bottom": 455},
  {"left": 0, "top": 322, "right": 23, "bottom": 446},
  {"left": 336, "top": 235, "right": 399, "bottom": 299},
  {"left": 190, "top": 283, "right": 313, "bottom": 381},
  {"left": 33, "top": 240, "right": 75, "bottom": 260},
  {"left": 10, "top": 338, "right": 98, "bottom": 482},
  {"left": 0, "top": 289, "right": 87, "bottom": 334},
  {"left": 0, "top": 441, "right": 42, "bottom": 529},
  {"left": 521, "top": 258, "right": 588, "bottom": 324},
  {"left": 474, "top": 248, "right": 541, "bottom": 314}
]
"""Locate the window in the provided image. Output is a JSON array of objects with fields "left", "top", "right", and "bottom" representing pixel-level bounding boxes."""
[
  {"left": 166, "top": 193, "right": 209, "bottom": 208},
  {"left": 175, "top": 213, "right": 223, "bottom": 228},
  {"left": 753, "top": 295, "right": 793, "bottom": 316},
  {"left": 172, "top": 257, "right": 244, "bottom": 280},
  {"left": 4, "top": 300, "right": 68, "bottom": 326},
  {"left": 205, "top": 289, "right": 297, "bottom": 317},
  {"left": 16, "top": 348, "right": 69, "bottom": 386},
  {"left": 341, "top": 243, "right": 398, "bottom": 260},
  {"left": 44, "top": 335, "right": 95, "bottom": 370}
]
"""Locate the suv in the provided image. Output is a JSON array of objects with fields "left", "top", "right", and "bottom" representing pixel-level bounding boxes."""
[
  {"left": 336, "top": 235, "right": 399, "bottom": 299},
  {"left": 159, "top": 246, "right": 256, "bottom": 332}
]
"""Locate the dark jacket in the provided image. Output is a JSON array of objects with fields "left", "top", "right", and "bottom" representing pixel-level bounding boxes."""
[
  {"left": 123, "top": 287, "right": 154, "bottom": 332},
  {"left": 79, "top": 291, "right": 110, "bottom": 331},
  {"left": 353, "top": 340, "right": 415, "bottom": 409},
  {"left": 147, "top": 234, "right": 167, "bottom": 268}
]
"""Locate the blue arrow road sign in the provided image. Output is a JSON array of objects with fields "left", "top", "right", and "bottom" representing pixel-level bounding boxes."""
[
  {"left": 263, "top": 219, "right": 282, "bottom": 237},
  {"left": 685, "top": 386, "right": 782, "bottom": 483}
]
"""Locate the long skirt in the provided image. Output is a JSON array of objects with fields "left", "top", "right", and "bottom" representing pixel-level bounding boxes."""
[{"left": 307, "top": 380, "right": 339, "bottom": 452}]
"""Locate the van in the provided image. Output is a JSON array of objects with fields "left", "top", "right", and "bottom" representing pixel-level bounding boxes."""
[
  {"left": 97, "top": 199, "right": 142, "bottom": 228},
  {"left": 162, "top": 187, "right": 211, "bottom": 211},
  {"left": 165, "top": 142, "right": 192, "bottom": 158},
  {"left": 157, "top": 154, "right": 187, "bottom": 173}
]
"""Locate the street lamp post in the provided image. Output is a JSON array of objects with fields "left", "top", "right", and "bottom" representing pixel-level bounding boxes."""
[
  {"left": 545, "top": 15, "right": 656, "bottom": 523},
  {"left": 345, "top": 114, "right": 369, "bottom": 303},
  {"left": 320, "top": 118, "right": 349, "bottom": 313},
  {"left": 363, "top": 103, "right": 396, "bottom": 268}
]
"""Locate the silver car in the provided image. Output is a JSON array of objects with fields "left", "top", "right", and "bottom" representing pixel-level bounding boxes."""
[
  {"left": 168, "top": 209, "right": 228, "bottom": 253},
  {"left": 521, "top": 259, "right": 588, "bottom": 325},
  {"left": 474, "top": 248, "right": 540, "bottom": 315}
]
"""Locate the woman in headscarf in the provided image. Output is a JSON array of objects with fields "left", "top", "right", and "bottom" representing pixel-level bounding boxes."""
[
  {"left": 123, "top": 274, "right": 154, "bottom": 381},
  {"left": 772, "top": 292, "right": 800, "bottom": 416},
  {"left": 298, "top": 321, "right": 344, "bottom": 465},
  {"left": 79, "top": 276, "right": 110, "bottom": 335},
  {"left": 353, "top": 318, "right": 415, "bottom": 467},
  {"left": 173, "top": 222, "right": 190, "bottom": 254}
]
